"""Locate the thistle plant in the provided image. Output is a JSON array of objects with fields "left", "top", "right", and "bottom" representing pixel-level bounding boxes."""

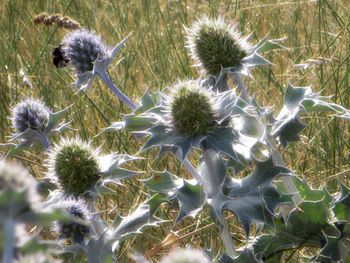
[
  {"left": 3, "top": 7, "right": 350, "bottom": 263},
  {"left": 61, "top": 29, "right": 137, "bottom": 110},
  {"left": 107, "top": 80, "right": 260, "bottom": 164},
  {"left": 1, "top": 98, "right": 70, "bottom": 156},
  {"left": 47, "top": 137, "right": 140, "bottom": 198},
  {"left": 187, "top": 17, "right": 249, "bottom": 76},
  {"left": 187, "top": 17, "right": 284, "bottom": 96}
]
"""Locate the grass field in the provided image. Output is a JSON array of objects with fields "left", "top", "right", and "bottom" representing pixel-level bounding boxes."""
[{"left": 0, "top": 0, "right": 349, "bottom": 261}]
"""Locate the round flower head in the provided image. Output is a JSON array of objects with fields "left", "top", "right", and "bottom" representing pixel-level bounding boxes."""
[
  {"left": 62, "top": 29, "right": 109, "bottom": 75},
  {"left": 48, "top": 138, "right": 101, "bottom": 197},
  {"left": 160, "top": 248, "right": 211, "bottom": 263},
  {"left": 12, "top": 99, "right": 49, "bottom": 134},
  {"left": 169, "top": 81, "right": 216, "bottom": 137},
  {"left": 186, "top": 17, "right": 249, "bottom": 76},
  {"left": 51, "top": 198, "right": 91, "bottom": 243}
]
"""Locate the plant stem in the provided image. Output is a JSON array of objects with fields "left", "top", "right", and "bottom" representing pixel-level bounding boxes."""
[
  {"left": 232, "top": 73, "right": 302, "bottom": 205},
  {"left": 99, "top": 71, "right": 138, "bottom": 111},
  {"left": 202, "top": 150, "right": 236, "bottom": 257},
  {"left": 89, "top": 200, "right": 105, "bottom": 237},
  {"left": 219, "top": 214, "right": 236, "bottom": 258},
  {"left": 41, "top": 134, "right": 51, "bottom": 151},
  {"left": 3, "top": 219, "right": 15, "bottom": 263},
  {"left": 232, "top": 72, "right": 249, "bottom": 102},
  {"left": 269, "top": 138, "right": 302, "bottom": 204},
  {"left": 181, "top": 157, "right": 205, "bottom": 184}
]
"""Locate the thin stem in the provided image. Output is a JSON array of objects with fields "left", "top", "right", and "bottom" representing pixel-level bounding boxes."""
[
  {"left": 99, "top": 71, "right": 138, "bottom": 111},
  {"left": 88, "top": 200, "right": 105, "bottom": 237},
  {"left": 3, "top": 219, "right": 15, "bottom": 263},
  {"left": 232, "top": 73, "right": 302, "bottom": 205},
  {"left": 269, "top": 139, "right": 302, "bottom": 204},
  {"left": 181, "top": 157, "right": 205, "bottom": 184},
  {"left": 202, "top": 150, "right": 236, "bottom": 257},
  {"left": 41, "top": 134, "right": 51, "bottom": 151},
  {"left": 232, "top": 73, "right": 249, "bottom": 102},
  {"left": 219, "top": 214, "right": 236, "bottom": 258}
]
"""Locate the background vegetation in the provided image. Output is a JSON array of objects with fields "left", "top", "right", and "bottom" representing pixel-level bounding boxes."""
[{"left": 0, "top": 0, "right": 349, "bottom": 261}]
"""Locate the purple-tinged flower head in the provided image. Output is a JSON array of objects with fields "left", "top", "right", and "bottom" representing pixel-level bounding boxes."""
[
  {"left": 62, "top": 29, "right": 109, "bottom": 75},
  {"left": 186, "top": 17, "right": 250, "bottom": 76},
  {"left": 47, "top": 137, "right": 101, "bottom": 197},
  {"left": 51, "top": 198, "right": 91, "bottom": 243},
  {"left": 11, "top": 99, "right": 50, "bottom": 134},
  {"left": 160, "top": 248, "right": 211, "bottom": 263}
]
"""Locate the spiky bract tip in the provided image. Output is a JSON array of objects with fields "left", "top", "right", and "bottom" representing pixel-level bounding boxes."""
[
  {"left": 187, "top": 17, "right": 248, "bottom": 75},
  {"left": 160, "top": 248, "right": 211, "bottom": 263},
  {"left": 50, "top": 138, "right": 101, "bottom": 197},
  {"left": 62, "top": 29, "right": 109, "bottom": 74},
  {"left": 12, "top": 98, "right": 49, "bottom": 134},
  {"left": 169, "top": 81, "right": 216, "bottom": 138}
]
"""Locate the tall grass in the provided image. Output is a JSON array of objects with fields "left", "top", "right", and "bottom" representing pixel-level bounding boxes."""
[{"left": 0, "top": 0, "right": 349, "bottom": 260}]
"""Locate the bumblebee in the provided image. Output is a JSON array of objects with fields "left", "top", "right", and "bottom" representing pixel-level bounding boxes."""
[{"left": 52, "top": 44, "right": 69, "bottom": 68}]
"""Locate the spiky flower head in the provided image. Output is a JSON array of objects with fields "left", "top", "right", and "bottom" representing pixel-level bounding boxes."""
[
  {"left": 186, "top": 17, "right": 249, "bottom": 76},
  {"left": 52, "top": 198, "right": 91, "bottom": 243},
  {"left": 160, "top": 248, "right": 211, "bottom": 263},
  {"left": 11, "top": 99, "right": 49, "bottom": 134},
  {"left": 62, "top": 29, "right": 109, "bottom": 75},
  {"left": 167, "top": 81, "right": 217, "bottom": 138},
  {"left": 48, "top": 138, "right": 101, "bottom": 197}
]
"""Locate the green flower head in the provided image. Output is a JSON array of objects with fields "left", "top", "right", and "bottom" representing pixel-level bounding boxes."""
[
  {"left": 169, "top": 81, "right": 216, "bottom": 137},
  {"left": 48, "top": 138, "right": 101, "bottom": 197},
  {"left": 187, "top": 17, "right": 249, "bottom": 76}
]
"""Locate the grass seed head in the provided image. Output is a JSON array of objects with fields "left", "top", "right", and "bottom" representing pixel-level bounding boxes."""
[
  {"left": 12, "top": 98, "right": 49, "bottom": 134},
  {"left": 187, "top": 17, "right": 248, "bottom": 75},
  {"left": 50, "top": 138, "right": 101, "bottom": 197},
  {"left": 62, "top": 29, "right": 109, "bottom": 74},
  {"left": 169, "top": 81, "right": 216, "bottom": 137}
]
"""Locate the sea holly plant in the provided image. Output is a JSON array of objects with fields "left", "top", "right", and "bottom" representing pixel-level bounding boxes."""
[
  {"left": 3, "top": 11, "right": 350, "bottom": 263},
  {"left": 0, "top": 98, "right": 71, "bottom": 156},
  {"left": 59, "top": 29, "right": 137, "bottom": 110},
  {"left": 0, "top": 159, "right": 86, "bottom": 263},
  {"left": 45, "top": 137, "right": 142, "bottom": 198},
  {"left": 186, "top": 17, "right": 285, "bottom": 95},
  {"left": 106, "top": 79, "right": 262, "bottom": 165}
]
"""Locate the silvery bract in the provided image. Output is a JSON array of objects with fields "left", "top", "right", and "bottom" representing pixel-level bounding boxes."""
[
  {"left": 62, "top": 29, "right": 137, "bottom": 110},
  {"left": 1, "top": 98, "right": 70, "bottom": 156}
]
